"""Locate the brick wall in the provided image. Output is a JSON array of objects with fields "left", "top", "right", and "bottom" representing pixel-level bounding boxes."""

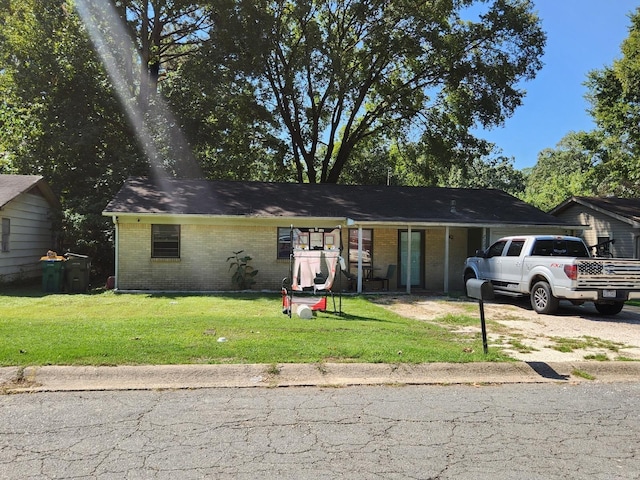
[
  {"left": 117, "top": 221, "right": 471, "bottom": 292},
  {"left": 118, "top": 223, "right": 291, "bottom": 291},
  {"left": 117, "top": 222, "right": 349, "bottom": 291},
  {"left": 370, "top": 228, "right": 398, "bottom": 289},
  {"left": 425, "top": 229, "right": 445, "bottom": 290}
]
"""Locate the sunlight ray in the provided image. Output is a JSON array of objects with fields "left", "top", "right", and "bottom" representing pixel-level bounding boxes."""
[{"left": 73, "top": 0, "right": 202, "bottom": 186}]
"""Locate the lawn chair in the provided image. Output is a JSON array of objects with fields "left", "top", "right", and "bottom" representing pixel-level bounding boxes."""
[
  {"left": 370, "top": 264, "right": 396, "bottom": 291},
  {"left": 341, "top": 269, "right": 357, "bottom": 291}
]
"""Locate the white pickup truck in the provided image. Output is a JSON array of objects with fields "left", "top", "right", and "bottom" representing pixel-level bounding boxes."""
[{"left": 463, "top": 235, "right": 640, "bottom": 315}]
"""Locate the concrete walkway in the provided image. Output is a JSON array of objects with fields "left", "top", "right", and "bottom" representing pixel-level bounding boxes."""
[{"left": 2, "top": 361, "right": 639, "bottom": 393}]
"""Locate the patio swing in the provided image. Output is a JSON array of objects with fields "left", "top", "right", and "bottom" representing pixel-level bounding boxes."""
[{"left": 281, "top": 226, "right": 344, "bottom": 318}]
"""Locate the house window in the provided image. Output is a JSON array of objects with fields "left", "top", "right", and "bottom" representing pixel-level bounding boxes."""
[
  {"left": 348, "top": 229, "right": 373, "bottom": 269},
  {"left": 277, "top": 227, "right": 341, "bottom": 259},
  {"left": 277, "top": 227, "right": 291, "bottom": 259},
  {"left": 152, "top": 225, "right": 180, "bottom": 258},
  {"left": 1, "top": 218, "right": 9, "bottom": 252}
]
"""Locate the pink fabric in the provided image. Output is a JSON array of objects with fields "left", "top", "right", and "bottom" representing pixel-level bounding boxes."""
[
  {"left": 292, "top": 250, "right": 339, "bottom": 291},
  {"left": 292, "top": 250, "right": 320, "bottom": 290}
]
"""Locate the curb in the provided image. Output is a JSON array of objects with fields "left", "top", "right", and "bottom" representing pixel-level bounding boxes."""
[{"left": 2, "top": 362, "right": 639, "bottom": 393}]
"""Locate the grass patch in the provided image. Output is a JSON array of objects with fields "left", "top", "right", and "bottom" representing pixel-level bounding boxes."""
[
  {"left": 572, "top": 369, "right": 596, "bottom": 380},
  {"left": 507, "top": 338, "right": 538, "bottom": 354},
  {"left": 0, "top": 287, "right": 510, "bottom": 366},
  {"left": 432, "top": 313, "right": 482, "bottom": 327},
  {"left": 548, "top": 336, "right": 626, "bottom": 353},
  {"left": 584, "top": 353, "right": 609, "bottom": 361}
]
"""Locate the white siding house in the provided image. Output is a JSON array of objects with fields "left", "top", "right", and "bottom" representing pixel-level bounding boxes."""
[
  {"left": 0, "top": 175, "right": 60, "bottom": 283},
  {"left": 550, "top": 196, "right": 640, "bottom": 258}
]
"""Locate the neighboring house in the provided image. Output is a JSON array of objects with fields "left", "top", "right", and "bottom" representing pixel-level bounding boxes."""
[
  {"left": 0, "top": 175, "right": 60, "bottom": 283},
  {"left": 103, "top": 177, "right": 580, "bottom": 293},
  {"left": 550, "top": 196, "right": 640, "bottom": 258}
]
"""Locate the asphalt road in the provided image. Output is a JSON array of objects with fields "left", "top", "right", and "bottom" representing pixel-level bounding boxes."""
[{"left": 2, "top": 382, "right": 639, "bottom": 479}]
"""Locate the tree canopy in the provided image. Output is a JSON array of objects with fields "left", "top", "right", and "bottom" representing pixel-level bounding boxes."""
[
  {"left": 0, "top": 0, "right": 149, "bottom": 272},
  {"left": 0, "top": 0, "right": 548, "bottom": 276},
  {"left": 110, "top": 0, "right": 213, "bottom": 105},
  {"left": 521, "top": 132, "right": 598, "bottom": 211},
  {"left": 521, "top": 7, "right": 640, "bottom": 211},
  {"left": 584, "top": 8, "right": 640, "bottom": 196},
  {"left": 210, "top": 0, "right": 545, "bottom": 183}
]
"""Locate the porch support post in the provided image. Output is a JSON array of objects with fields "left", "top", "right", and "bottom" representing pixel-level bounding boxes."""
[
  {"left": 444, "top": 226, "right": 450, "bottom": 294},
  {"left": 357, "top": 227, "right": 363, "bottom": 293},
  {"left": 406, "top": 226, "right": 412, "bottom": 294},
  {"left": 113, "top": 216, "right": 119, "bottom": 290}
]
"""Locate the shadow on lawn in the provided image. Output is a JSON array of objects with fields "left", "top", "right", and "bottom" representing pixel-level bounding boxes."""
[
  {"left": 141, "top": 293, "right": 392, "bottom": 323},
  {"left": 0, "top": 283, "right": 109, "bottom": 298},
  {"left": 0, "top": 286, "right": 389, "bottom": 323}
]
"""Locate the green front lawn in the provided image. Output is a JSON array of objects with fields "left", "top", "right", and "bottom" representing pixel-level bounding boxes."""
[{"left": 0, "top": 288, "right": 508, "bottom": 366}]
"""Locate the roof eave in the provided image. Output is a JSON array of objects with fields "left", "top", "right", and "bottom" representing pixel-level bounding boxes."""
[
  {"left": 34, "top": 178, "right": 61, "bottom": 210},
  {"left": 0, "top": 176, "right": 60, "bottom": 210},
  {"left": 352, "top": 220, "right": 583, "bottom": 229},
  {"left": 102, "top": 211, "right": 582, "bottom": 230},
  {"left": 550, "top": 197, "right": 640, "bottom": 228},
  {"left": 102, "top": 211, "right": 348, "bottom": 224}
]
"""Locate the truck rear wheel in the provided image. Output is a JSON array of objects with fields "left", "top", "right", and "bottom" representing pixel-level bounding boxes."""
[
  {"left": 594, "top": 302, "right": 624, "bottom": 315},
  {"left": 530, "top": 281, "right": 559, "bottom": 314}
]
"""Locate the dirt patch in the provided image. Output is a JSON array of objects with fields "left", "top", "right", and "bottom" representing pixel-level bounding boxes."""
[{"left": 374, "top": 295, "right": 640, "bottom": 362}]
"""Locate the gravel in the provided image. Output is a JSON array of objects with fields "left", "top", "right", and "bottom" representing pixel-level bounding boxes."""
[{"left": 376, "top": 295, "right": 640, "bottom": 362}]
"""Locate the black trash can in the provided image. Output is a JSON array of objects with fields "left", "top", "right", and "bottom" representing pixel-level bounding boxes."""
[{"left": 64, "top": 253, "right": 91, "bottom": 293}]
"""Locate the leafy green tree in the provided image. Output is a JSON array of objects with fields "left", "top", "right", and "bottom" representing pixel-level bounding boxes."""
[
  {"left": 522, "top": 132, "right": 597, "bottom": 211},
  {"left": 77, "top": 0, "right": 283, "bottom": 179},
  {"left": 0, "top": 0, "right": 146, "bottom": 276},
  {"left": 102, "top": 0, "right": 213, "bottom": 106},
  {"left": 161, "top": 45, "right": 289, "bottom": 181},
  {"left": 211, "top": 0, "right": 546, "bottom": 184},
  {"left": 336, "top": 133, "right": 394, "bottom": 185},
  {"left": 584, "top": 7, "right": 640, "bottom": 196},
  {"left": 446, "top": 155, "right": 525, "bottom": 196}
]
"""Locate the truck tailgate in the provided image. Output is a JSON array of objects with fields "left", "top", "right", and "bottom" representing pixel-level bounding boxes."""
[{"left": 577, "top": 259, "right": 640, "bottom": 289}]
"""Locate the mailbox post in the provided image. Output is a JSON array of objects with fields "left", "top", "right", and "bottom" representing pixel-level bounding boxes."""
[{"left": 466, "top": 278, "right": 495, "bottom": 354}]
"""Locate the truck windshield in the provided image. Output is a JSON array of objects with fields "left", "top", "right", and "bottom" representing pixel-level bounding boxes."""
[{"left": 531, "top": 239, "right": 589, "bottom": 257}]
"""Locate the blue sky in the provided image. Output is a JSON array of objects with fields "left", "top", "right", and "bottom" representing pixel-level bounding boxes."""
[{"left": 476, "top": 1, "right": 637, "bottom": 170}]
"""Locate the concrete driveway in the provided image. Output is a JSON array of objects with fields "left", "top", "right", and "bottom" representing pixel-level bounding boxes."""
[{"left": 377, "top": 295, "right": 640, "bottom": 362}]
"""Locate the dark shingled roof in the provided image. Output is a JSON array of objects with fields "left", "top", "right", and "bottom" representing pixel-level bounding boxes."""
[
  {"left": 103, "top": 177, "right": 568, "bottom": 226},
  {"left": 550, "top": 196, "right": 640, "bottom": 225},
  {"left": 0, "top": 174, "right": 59, "bottom": 209}
]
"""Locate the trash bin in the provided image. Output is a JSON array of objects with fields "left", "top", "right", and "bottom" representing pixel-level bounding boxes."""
[
  {"left": 64, "top": 253, "right": 91, "bottom": 293},
  {"left": 41, "top": 251, "right": 65, "bottom": 293}
]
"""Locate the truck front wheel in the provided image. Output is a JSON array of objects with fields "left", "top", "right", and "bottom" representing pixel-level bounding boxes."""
[
  {"left": 594, "top": 302, "right": 624, "bottom": 315},
  {"left": 530, "top": 281, "right": 559, "bottom": 314},
  {"left": 463, "top": 271, "right": 476, "bottom": 297}
]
